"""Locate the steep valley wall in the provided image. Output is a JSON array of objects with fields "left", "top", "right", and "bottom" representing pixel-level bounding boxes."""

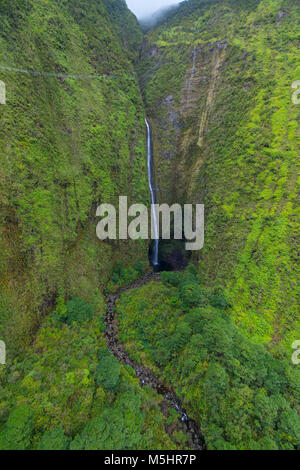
[{"left": 139, "top": 0, "right": 300, "bottom": 348}]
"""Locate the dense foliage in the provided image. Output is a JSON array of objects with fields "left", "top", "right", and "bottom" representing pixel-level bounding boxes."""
[
  {"left": 0, "top": 0, "right": 299, "bottom": 452},
  {"left": 0, "top": 291, "right": 190, "bottom": 450},
  {"left": 117, "top": 266, "right": 300, "bottom": 450},
  {"left": 0, "top": 0, "right": 149, "bottom": 354},
  {"left": 139, "top": 0, "right": 300, "bottom": 349}
]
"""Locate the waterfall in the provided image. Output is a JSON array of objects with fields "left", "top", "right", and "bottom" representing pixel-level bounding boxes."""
[{"left": 145, "top": 118, "right": 159, "bottom": 267}]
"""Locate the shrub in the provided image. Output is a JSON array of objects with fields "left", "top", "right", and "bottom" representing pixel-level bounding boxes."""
[
  {"left": 210, "top": 287, "right": 229, "bottom": 309},
  {"left": 95, "top": 349, "right": 121, "bottom": 392},
  {"left": 56, "top": 297, "right": 94, "bottom": 325},
  {"left": 0, "top": 405, "right": 34, "bottom": 450},
  {"left": 161, "top": 271, "right": 182, "bottom": 287},
  {"left": 179, "top": 282, "right": 209, "bottom": 309},
  {"left": 37, "top": 425, "right": 70, "bottom": 450},
  {"left": 134, "top": 261, "right": 145, "bottom": 275},
  {"left": 111, "top": 262, "right": 141, "bottom": 286},
  {"left": 70, "top": 391, "right": 144, "bottom": 450}
]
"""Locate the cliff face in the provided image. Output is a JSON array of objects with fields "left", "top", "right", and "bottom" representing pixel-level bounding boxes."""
[
  {"left": 0, "top": 0, "right": 298, "bottom": 354},
  {"left": 0, "top": 0, "right": 299, "bottom": 453},
  {"left": 139, "top": 0, "right": 300, "bottom": 348},
  {"left": 0, "top": 0, "right": 148, "bottom": 351}
]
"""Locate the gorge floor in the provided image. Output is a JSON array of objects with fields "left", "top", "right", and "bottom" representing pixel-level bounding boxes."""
[{"left": 104, "top": 271, "right": 206, "bottom": 450}]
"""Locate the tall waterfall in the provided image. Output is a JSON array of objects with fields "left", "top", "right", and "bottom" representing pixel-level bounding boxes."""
[{"left": 145, "top": 118, "right": 159, "bottom": 267}]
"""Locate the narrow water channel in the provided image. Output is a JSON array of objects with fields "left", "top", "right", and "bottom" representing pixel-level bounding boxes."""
[
  {"left": 104, "top": 122, "right": 206, "bottom": 449},
  {"left": 104, "top": 273, "right": 206, "bottom": 450}
]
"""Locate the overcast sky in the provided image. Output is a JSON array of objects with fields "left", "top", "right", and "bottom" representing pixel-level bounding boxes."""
[{"left": 126, "top": 0, "right": 181, "bottom": 19}]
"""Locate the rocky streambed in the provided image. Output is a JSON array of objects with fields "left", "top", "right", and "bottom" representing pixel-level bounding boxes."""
[{"left": 104, "top": 271, "right": 206, "bottom": 450}]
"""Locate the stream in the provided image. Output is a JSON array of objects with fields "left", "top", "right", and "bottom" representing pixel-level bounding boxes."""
[
  {"left": 104, "top": 272, "right": 206, "bottom": 450},
  {"left": 104, "top": 119, "right": 205, "bottom": 449}
]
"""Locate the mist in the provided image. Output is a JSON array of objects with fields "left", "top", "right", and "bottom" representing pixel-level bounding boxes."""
[{"left": 126, "top": 0, "right": 181, "bottom": 20}]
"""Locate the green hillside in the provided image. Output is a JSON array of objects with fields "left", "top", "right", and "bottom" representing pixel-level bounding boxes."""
[
  {"left": 0, "top": 0, "right": 191, "bottom": 450},
  {"left": 117, "top": 268, "right": 300, "bottom": 450},
  {"left": 0, "top": 0, "right": 299, "bottom": 452},
  {"left": 139, "top": 0, "right": 300, "bottom": 348},
  {"left": 0, "top": 0, "right": 148, "bottom": 353}
]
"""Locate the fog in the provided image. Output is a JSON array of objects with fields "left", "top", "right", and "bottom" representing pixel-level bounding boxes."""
[{"left": 126, "top": 0, "right": 181, "bottom": 19}]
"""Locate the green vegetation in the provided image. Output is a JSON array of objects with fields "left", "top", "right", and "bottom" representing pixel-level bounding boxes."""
[
  {"left": 117, "top": 267, "right": 300, "bottom": 450},
  {"left": 0, "top": 294, "right": 190, "bottom": 450},
  {"left": 140, "top": 0, "right": 300, "bottom": 348},
  {"left": 95, "top": 349, "right": 121, "bottom": 392},
  {"left": 0, "top": 0, "right": 299, "bottom": 452},
  {"left": 0, "top": 0, "right": 149, "bottom": 354},
  {"left": 0, "top": 405, "right": 34, "bottom": 450},
  {"left": 109, "top": 261, "right": 147, "bottom": 288},
  {"left": 37, "top": 426, "right": 70, "bottom": 451},
  {"left": 55, "top": 297, "right": 94, "bottom": 325},
  {"left": 70, "top": 390, "right": 147, "bottom": 450}
]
